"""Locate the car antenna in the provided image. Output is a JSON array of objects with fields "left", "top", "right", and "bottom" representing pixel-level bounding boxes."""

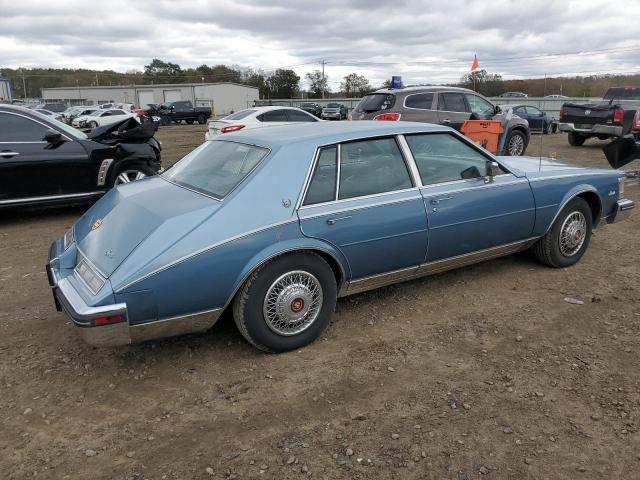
[{"left": 539, "top": 73, "right": 547, "bottom": 172}]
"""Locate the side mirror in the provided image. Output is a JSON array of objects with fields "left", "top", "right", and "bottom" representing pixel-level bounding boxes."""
[
  {"left": 485, "top": 160, "right": 500, "bottom": 181},
  {"left": 494, "top": 105, "right": 502, "bottom": 114},
  {"left": 43, "top": 129, "right": 63, "bottom": 144}
]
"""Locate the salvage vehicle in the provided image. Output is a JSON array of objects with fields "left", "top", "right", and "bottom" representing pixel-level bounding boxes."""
[
  {"left": 34, "top": 108, "right": 65, "bottom": 122},
  {"left": 300, "top": 102, "right": 323, "bottom": 118},
  {"left": 204, "top": 106, "right": 319, "bottom": 140},
  {"left": 72, "top": 108, "right": 136, "bottom": 129},
  {"left": 559, "top": 86, "right": 640, "bottom": 146},
  {"left": 158, "top": 100, "right": 211, "bottom": 125},
  {"left": 321, "top": 103, "right": 349, "bottom": 120},
  {"left": 502, "top": 104, "right": 556, "bottom": 134},
  {"left": 0, "top": 105, "right": 161, "bottom": 208},
  {"left": 47, "top": 121, "right": 633, "bottom": 351},
  {"left": 349, "top": 86, "right": 531, "bottom": 156}
]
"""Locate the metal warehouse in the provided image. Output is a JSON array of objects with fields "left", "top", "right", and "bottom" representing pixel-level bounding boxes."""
[{"left": 41, "top": 82, "right": 259, "bottom": 115}]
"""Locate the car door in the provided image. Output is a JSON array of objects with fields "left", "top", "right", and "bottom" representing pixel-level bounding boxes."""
[
  {"left": 0, "top": 111, "right": 92, "bottom": 203},
  {"left": 525, "top": 106, "right": 544, "bottom": 130},
  {"left": 436, "top": 92, "right": 471, "bottom": 130},
  {"left": 402, "top": 132, "right": 535, "bottom": 263},
  {"left": 298, "top": 136, "right": 428, "bottom": 283}
]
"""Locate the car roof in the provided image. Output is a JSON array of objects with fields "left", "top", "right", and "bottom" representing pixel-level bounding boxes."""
[
  {"left": 371, "top": 85, "right": 475, "bottom": 95},
  {"left": 224, "top": 120, "right": 449, "bottom": 148}
]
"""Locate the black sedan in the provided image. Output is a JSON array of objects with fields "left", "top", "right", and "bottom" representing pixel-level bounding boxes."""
[
  {"left": 0, "top": 105, "right": 162, "bottom": 208},
  {"left": 300, "top": 102, "right": 323, "bottom": 118}
]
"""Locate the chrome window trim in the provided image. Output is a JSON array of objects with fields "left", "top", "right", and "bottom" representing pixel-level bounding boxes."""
[
  {"left": 0, "top": 111, "right": 74, "bottom": 142},
  {"left": 0, "top": 191, "right": 104, "bottom": 205},
  {"left": 402, "top": 92, "right": 437, "bottom": 111},
  {"left": 298, "top": 193, "right": 423, "bottom": 220},
  {"left": 114, "top": 218, "right": 300, "bottom": 293},
  {"left": 335, "top": 143, "right": 342, "bottom": 200},
  {"left": 420, "top": 178, "right": 528, "bottom": 195},
  {"left": 396, "top": 135, "right": 422, "bottom": 187},
  {"left": 299, "top": 186, "right": 420, "bottom": 211}
]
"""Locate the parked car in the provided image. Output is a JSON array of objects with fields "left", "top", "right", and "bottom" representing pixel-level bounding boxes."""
[
  {"left": 559, "top": 86, "right": 640, "bottom": 146},
  {"left": 158, "top": 100, "right": 211, "bottom": 125},
  {"left": 499, "top": 92, "right": 528, "bottom": 98},
  {"left": 41, "top": 102, "right": 67, "bottom": 113},
  {"left": 34, "top": 108, "right": 64, "bottom": 121},
  {"left": 46, "top": 121, "right": 633, "bottom": 351},
  {"left": 72, "top": 108, "right": 136, "bottom": 129},
  {"left": 544, "top": 94, "right": 569, "bottom": 99},
  {"left": 321, "top": 103, "right": 348, "bottom": 120},
  {"left": 502, "top": 104, "right": 555, "bottom": 133},
  {"left": 0, "top": 105, "right": 161, "bottom": 208},
  {"left": 65, "top": 107, "right": 100, "bottom": 124},
  {"left": 300, "top": 102, "right": 323, "bottom": 118},
  {"left": 350, "top": 86, "right": 531, "bottom": 156},
  {"left": 204, "top": 106, "right": 320, "bottom": 140},
  {"left": 98, "top": 103, "right": 115, "bottom": 109}
]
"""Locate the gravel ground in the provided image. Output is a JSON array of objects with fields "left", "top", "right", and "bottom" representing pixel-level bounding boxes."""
[{"left": 1, "top": 126, "right": 638, "bottom": 480}]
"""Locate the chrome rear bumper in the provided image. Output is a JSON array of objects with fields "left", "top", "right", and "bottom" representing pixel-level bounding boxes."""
[
  {"left": 607, "top": 198, "right": 635, "bottom": 224},
  {"left": 558, "top": 122, "right": 623, "bottom": 137}
]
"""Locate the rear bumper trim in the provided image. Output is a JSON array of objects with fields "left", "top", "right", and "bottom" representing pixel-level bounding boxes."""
[
  {"left": 606, "top": 198, "right": 635, "bottom": 224},
  {"left": 558, "top": 122, "right": 623, "bottom": 137}
]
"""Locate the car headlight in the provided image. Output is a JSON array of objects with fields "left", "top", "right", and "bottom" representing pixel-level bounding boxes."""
[
  {"left": 619, "top": 176, "right": 625, "bottom": 197},
  {"left": 63, "top": 227, "right": 75, "bottom": 251},
  {"left": 74, "top": 255, "right": 106, "bottom": 294}
]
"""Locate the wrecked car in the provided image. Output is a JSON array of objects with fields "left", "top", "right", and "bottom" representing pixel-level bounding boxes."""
[{"left": 0, "top": 106, "right": 162, "bottom": 208}]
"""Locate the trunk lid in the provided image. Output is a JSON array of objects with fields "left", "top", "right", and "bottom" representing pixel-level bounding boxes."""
[
  {"left": 561, "top": 102, "right": 615, "bottom": 126},
  {"left": 74, "top": 177, "right": 219, "bottom": 277}
]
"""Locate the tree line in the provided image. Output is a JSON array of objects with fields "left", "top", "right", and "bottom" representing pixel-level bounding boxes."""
[{"left": 1, "top": 59, "right": 638, "bottom": 99}]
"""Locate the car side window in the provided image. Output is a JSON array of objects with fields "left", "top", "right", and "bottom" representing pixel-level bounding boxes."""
[
  {"left": 286, "top": 110, "right": 317, "bottom": 122},
  {"left": 110, "top": 110, "right": 125, "bottom": 116},
  {"left": 404, "top": 93, "right": 435, "bottom": 110},
  {"left": 338, "top": 137, "right": 413, "bottom": 200},
  {"left": 303, "top": 146, "right": 337, "bottom": 206},
  {"left": 465, "top": 94, "right": 495, "bottom": 115},
  {"left": 404, "top": 133, "right": 491, "bottom": 185},
  {"left": 527, "top": 106, "right": 542, "bottom": 115},
  {"left": 257, "top": 110, "right": 289, "bottom": 122},
  {"left": 0, "top": 113, "right": 49, "bottom": 142},
  {"left": 438, "top": 93, "right": 469, "bottom": 112}
]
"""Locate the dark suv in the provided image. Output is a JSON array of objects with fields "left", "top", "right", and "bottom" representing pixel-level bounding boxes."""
[{"left": 350, "top": 86, "right": 530, "bottom": 156}]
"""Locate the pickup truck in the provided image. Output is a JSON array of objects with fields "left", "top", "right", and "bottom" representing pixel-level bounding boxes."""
[
  {"left": 158, "top": 100, "right": 212, "bottom": 126},
  {"left": 558, "top": 86, "right": 640, "bottom": 146}
]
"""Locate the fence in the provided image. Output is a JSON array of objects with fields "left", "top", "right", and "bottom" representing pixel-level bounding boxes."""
[{"left": 254, "top": 96, "right": 601, "bottom": 119}]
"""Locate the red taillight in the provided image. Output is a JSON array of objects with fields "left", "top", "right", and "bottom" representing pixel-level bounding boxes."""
[
  {"left": 94, "top": 315, "right": 123, "bottom": 326},
  {"left": 559, "top": 106, "right": 565, "bottom": 118},
  {"left": 633, "top": 110, "right": 640, "bottom": 131},
  {"left": 220, "top": 125, "right": 246, "bottom": 133},
  {"left": 373, "top": 112, "right": 401, "bottom": 121},
  {"left": 613, "top": 108, "right": 624, "bottom": 123},
  {"left": 347, "top": 113, "right": 352, "bottom": 121}
]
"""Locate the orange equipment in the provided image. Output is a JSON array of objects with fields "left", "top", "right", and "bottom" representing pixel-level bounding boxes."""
[{"left": 460, "top": 120, "right": 504, "bottom": 154}]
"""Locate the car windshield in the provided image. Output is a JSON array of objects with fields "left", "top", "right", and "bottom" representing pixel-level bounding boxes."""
[
  {"left": 603, "top": 87, "right": 640, "bottom": 100},
  {"left": 163, "top": 140, "right": 269, "bottom": 199},
  {"left": 326, "top": 103, "right": 340, "bottom": 108},
  {"left": 224, "top": 109, "right": 256, "bottom": 120},
  {"left": 30, "top": 110, "right": 88, "bottom": 139},
  {"left": 355, "top": 94, "right": 395, "bottom": 113}
]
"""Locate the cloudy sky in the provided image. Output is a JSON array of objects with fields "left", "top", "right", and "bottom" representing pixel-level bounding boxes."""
[{"left": 1, "top": 0, "right": 639, "bottom": 88}]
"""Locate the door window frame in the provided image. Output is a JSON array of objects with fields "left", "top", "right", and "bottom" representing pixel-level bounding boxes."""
[
  {"left": 402, "top": 92, "right": 436, "bottom": 111},
  {"left": 0, "top": 111, "right": 72, "bottom": 144},
  {"left": 436, "top": 92, "right": 471, "bottom": 113}
]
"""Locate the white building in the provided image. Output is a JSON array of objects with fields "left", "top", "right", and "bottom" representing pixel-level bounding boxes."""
[{"left": 41, "top": 82, "right": 259, "bottom": 116}]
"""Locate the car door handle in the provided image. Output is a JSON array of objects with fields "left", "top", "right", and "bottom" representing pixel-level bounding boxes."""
[
  {"left": 442, "top": 119, "right": 451, "bottom": 124},
  {"left": 430, "top": 196, "right": 453, "bottom": 205},
  {"left": 326, "top": 216, "right": 352, "bottom": 225},
  {"left": 0, "top": 150, "right": 20, "bottom": 157}
]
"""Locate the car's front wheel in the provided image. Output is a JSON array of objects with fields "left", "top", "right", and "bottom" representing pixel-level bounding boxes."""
[
  {"left": 532, "top": 197, "right": 593, "bottom": 268},
  {"left": 505, "top": 130, "right": 527, "bottom": 156},
  {"left": 197, "top": 114, "right": 207, "bottom": 124},
  {"left": 233, "top": 252, "right": 337, "bottom": 352},
  {"left": 111, "top": 163, "right": 156, "bottom": 187}
]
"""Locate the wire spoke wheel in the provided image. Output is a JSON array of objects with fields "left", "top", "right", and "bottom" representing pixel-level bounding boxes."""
[
  {"left": 115, "top": 170, "right": 147, "bottom": 185},
  {"left": 263, "top": 270, "right": 323, "bottom": 336},
  {"left": 558, "top": 211, "right": 587, "bottom": 257}
]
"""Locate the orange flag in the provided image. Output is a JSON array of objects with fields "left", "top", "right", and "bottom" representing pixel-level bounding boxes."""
[{"left": 471, "top": 54, "right": 479, "bottom": 71}]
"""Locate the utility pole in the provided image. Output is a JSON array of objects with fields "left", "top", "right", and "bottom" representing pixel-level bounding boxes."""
[
  {"left": 95, "top": 72, "right": 99, "bottom": 86},
  {"left": 21, "top": 69, "right": 27, "bottom": 98},
  {"left": 321, "top": 60, "right": 325, "bottom": 99}
]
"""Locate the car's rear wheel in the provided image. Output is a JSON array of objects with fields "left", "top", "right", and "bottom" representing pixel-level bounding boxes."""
[
  {"left": 532, "top": 197, "right": 593, "bottom": 268},
  {"left": 505, "top": 130, "right": 527, "bottom": 156},
  {"left": 233, "top": 252, "right": 337, "bottom": 352},
  {"left": 197, "top": 114, "right": 207, "bottom": 124},
  {"left": 111, "top": 163, "right": 156, "bottom": 187},
  {"left": 568, "top": 132, "right": 586, "bottom": 146},
  {"left": 160, "top": 116, "right": 170, "bottom": 126}
]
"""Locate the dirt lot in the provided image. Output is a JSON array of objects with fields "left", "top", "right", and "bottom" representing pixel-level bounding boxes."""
[{"left": 1, "top": 126, "right": 639, "bottom": 480}]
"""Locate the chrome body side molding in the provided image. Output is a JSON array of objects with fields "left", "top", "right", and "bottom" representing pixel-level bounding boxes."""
[{"left": 342, "top": 237, "right": 538, "bottom": 296}]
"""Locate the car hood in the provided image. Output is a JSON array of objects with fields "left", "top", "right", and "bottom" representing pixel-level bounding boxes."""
[
  {"left": 496, "top": 155, "right": 585, "bottom": 175},
  {"left": 75, "top": 177, "right": 219, "bottom": 278}
]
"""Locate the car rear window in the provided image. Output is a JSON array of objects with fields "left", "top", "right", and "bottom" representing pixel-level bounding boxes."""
[
  {"left": 163, "top": 140, "right": 269, "bottom": 199},
  {"left": 355, "top": 94, "right": 395, "bottom": 113},
  {"left": 603, "top": 87, "right": 640, "bottom": 100},
  {"left": 224, "top": 109, "right": 256, "bottom": 120}
]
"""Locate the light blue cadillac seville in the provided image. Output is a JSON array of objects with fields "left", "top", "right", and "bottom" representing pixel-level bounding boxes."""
[{"left": 47, "top": 121, "right": 634, "bottom": 352}]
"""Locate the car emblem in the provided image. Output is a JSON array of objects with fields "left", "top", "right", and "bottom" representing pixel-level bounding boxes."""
[
  {"left": 105, "top": 249, "right": 114, "bottom": 259},
  {"left": 584, "top": 110, "right": 591, "bottom": 115},
  {"left": 91, "top": 219, "right": 103, "bottom": 231}
]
